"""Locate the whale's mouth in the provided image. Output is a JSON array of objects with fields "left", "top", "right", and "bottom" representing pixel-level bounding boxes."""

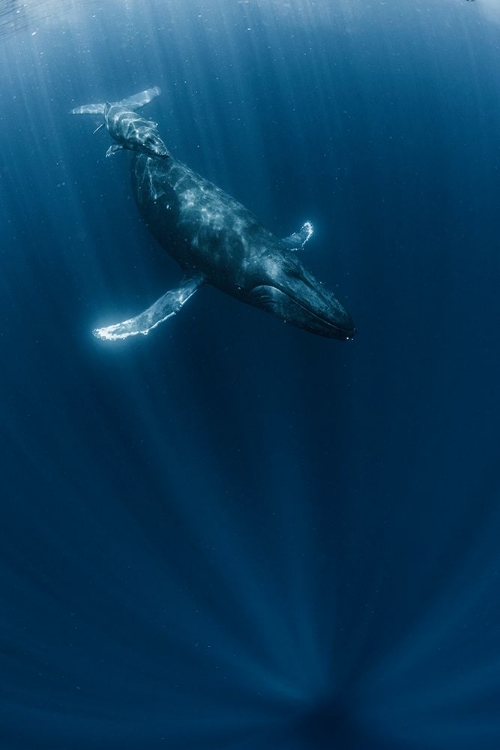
[{"left": 251, "top": 285, "right": 356, "bottom": 340}]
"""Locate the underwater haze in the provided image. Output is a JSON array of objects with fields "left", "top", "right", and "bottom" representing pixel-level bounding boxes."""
[{"left": 1, "top": 0, "right": 500, "bottom": 748}]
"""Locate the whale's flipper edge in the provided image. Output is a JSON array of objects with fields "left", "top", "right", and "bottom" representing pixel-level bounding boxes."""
[
  {"left": 282, "top": 221, "right": 314, "bottom": 251},
  {"left": 93, "top": 273, "right": 205, "bottom": 341},
  {"left": 106, "top": 145, "right": 123, "bottom": 158}
]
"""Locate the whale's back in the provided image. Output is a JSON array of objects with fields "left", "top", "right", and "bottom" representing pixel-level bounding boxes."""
[{"left": 132, "top": 155, "right": 281, "bottom": 288}]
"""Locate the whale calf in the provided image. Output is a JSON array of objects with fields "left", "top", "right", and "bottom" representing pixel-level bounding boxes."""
[
  {"left": 71, "top": 89, "right": 356, "bottom": 341},
  {"left": 71, "top": 86, "right": 168, "bottom": 159}
]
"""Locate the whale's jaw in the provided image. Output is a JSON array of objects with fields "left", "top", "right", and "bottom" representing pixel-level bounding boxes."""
[{"left": 251, "top": 283, "right": 355, "bottom": 339}]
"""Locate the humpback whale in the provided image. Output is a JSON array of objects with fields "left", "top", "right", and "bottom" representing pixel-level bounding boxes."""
[
  {"left": 71, "top": 87, "right": 168, "bottom": 159},
  {"left": 71, "top": 89, "right": 356, "bottom": 341}
]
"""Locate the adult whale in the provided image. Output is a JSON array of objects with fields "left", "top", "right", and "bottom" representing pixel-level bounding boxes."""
[{"left": 71, "top": 89, "right": 356, "bottom": 341}]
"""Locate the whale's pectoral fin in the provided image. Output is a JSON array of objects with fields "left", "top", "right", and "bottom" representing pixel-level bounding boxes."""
[
  {"left": 106, "top": 144, "right": 123, "bottom": 157},
  {"left": 281, "top": 221, "right": 314, "bottom": 251},
  {"left": 93, "top": 274, "right": 205, "bottom": 341}
]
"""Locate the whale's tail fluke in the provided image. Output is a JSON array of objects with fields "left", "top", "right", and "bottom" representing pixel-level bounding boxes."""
[
  {"left": 70, "top": 86, "right": 168, "bottom": 160},
  {"left": 70, "top": 86, "right": 161, "bottom": 116}
]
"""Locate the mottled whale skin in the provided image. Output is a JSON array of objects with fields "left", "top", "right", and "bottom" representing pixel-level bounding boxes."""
[{"left": 130, "top": 153, "right": 356, "bottom": 340}]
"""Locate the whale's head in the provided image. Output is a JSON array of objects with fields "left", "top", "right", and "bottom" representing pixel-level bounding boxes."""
[{"left": 250, "top": 253, "right": 356, "bottom": 340}]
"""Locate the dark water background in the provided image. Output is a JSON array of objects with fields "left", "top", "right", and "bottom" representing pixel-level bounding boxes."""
[{"left": 1, "top": 1, "right": 500, "bottom": 747}]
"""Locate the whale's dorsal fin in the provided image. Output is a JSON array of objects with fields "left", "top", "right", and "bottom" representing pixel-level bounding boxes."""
[
  {"left": 282, "top": 221, "right": 314, "bottom": 251},
  {"left": 93, "top": 273, "right": 205, "bottom": 341}
]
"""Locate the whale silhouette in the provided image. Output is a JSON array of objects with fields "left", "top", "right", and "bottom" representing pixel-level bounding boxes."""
[{"left": 71, "top": 88, "right": 356, "bottom": 341}]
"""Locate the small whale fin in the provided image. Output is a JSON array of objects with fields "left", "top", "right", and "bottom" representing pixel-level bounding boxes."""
[
  {"left": 106, "top": 144, "right": 123, "bottom": 157},
  {"left": 281, "top": 221, "right": 314, "bottom": 251},
  {"left": 93, "top": 273, "right": 205, "bottom": 341},
  {"left": 70, "top": 86, "right": 161, "bottom": 116}
]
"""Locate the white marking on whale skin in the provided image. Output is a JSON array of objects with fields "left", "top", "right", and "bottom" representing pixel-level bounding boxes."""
[
  {"left": 142, "top": 165, "right": 166, "bottom": 203},
  {"left": 178, "top": 185, "right": 248, "bottom": 236},
  {"left": 263, "top": 256, "right": 281, "bottom": 278},
  {"left": 181, "top": 189, "right": 196, "bottom": 209}
]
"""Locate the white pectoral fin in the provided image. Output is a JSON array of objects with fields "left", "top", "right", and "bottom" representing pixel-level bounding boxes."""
[
  {"left": 281, "top": 221, "right": 314, "bottom": 251},
  {"left": 93, "top": 274, "right": 205, "bottom": 341},
  {"left": 106, "top": 144, "right": 123, "bottom": 157}
]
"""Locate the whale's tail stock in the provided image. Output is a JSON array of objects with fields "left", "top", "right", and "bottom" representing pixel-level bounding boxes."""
[{"left": 70, "top": 86, "right": 161, "bottom": 116}]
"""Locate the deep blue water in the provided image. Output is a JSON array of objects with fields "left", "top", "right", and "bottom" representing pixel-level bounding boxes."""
[{"left": 1, "top": 1, "right": 500, "bottom": 748}]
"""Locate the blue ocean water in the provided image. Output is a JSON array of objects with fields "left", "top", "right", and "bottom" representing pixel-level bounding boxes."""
[{"left": 1, "top": 1, "right": 500, "bottom": 747}]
